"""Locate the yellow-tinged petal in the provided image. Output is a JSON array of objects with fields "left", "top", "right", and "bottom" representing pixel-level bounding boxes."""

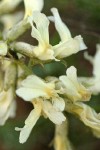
[
  {"left": 51, "top": 8, "right": 71, "bottom": 42},
  {"left": 21, "top": 75, "right": 53, "bottom": 88},
  {"left": 42, "top": 100, "right": 66, "bottom": 125},
  {"left": 15, "top": 102, "right": 41, "bottom": 143},
  {"left": 65, "top": 100, "right": 100, "bottom": 138},
  {"left": 53, "top": 35, "right": 87, "bottom": 59},
  {"left": 16, "top": 75, "right": 55, "bottom": 101},
  {"left": 29, "top": 11, "right": 49, "bottom": 46},
  {"left": 16, "top": 87, "right": 48, "bottom": 101},
  {"left": 59, "top": 66, "right": 91, "bottom": 102},
  {"left": 50, "top": 8, "right": 87, "bottom": 59},
  {"left": 28, "top": 12, "right": 56, "bottom": 61},
  {"left": 54, "top": 120, "right": 73, "bottom": 150},
  {"left": 52, "top": 97, "right": 65, "bottom": 111},
  {"left": 24, "top": 0, "right": 44, "bottom": 18}
]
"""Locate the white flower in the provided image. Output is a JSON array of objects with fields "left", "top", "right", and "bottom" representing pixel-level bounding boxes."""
[
  {"left": 24, "top": 0, "right": 44, "bottom": 18},
  {"left": 16, "top": 75, "right": 56, "bottom": 100},
  {"left": 15, "top": 98, "right": 65, "bottom": 143},
  {"left": 16, "top": 75, "right": 66, "bottom": 143},
  {"left": 50, "top": 8, "right": 87, "bottom": 59},
  {"left": 29, "top": 11, "right": 56, "bottom": 61},
  {"left": 59, "top": 66, "right": 91, "bottom": 102},
  {"left": 0, "top": 41, "right": 7, "bottom": 56},
  {"left": 65, "top": 100, "right": 100, "bottom": 138},
  {"left": 28, "top": 8, "right": 86, "bottom": 61},
  {"left": 16, "top": 75, "right": 65, "bottom": 110}
]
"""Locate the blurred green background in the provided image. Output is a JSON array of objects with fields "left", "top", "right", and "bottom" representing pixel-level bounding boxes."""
[{"left": 0, "top": 0, "right": 100, "bottom": 150}]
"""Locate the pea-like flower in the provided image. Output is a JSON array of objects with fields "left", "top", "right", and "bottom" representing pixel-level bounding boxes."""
[
  {"left": 27, "top": 8, "right": 87, "bottom": 61},
  {"left": 16, "top": 75, "right": 66, "bottom": 143},
  {"left": 59, "top": 66, "right": 91, "bottom": 102},
  {"left": 50, "top": 8, "right": 87, "bottom": 59}
]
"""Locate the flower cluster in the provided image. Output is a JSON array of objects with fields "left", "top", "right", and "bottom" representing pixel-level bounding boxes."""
[{"left": 0, "top": 0, "right": 100, "bottom": 149}]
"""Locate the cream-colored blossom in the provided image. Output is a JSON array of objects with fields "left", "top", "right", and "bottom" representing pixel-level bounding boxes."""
[
  {"left": 0, "top": 61, "right": 17, "bottom": 125},
  {"left": 28, "top": 12, "right": 55, "bottom": 61},
  {"left": 54, "top": 120, "right": 73, "bottom": 150},
  {"left": 16, "top": 75, "right": 66, "bottom": 143},
  {"left": 16, "top": 75, "right": 65, "bottom": 110},
  {"left": 16, "top": 75, "right": 56, "bottom": 100},
  {"left": 27, "top": 9, "right": 86, "bottom": 61},
  {"left": 65, "top": 100, "right": 100, "bottom": 138},
  {"left": 50, "top": 8, "right": 87, "bottom": 59},
  {"left": 59, "top": 66, "right": 91, "bottom": 102},
  {"left": 24, "top": 0, "right": 44, "bottom": 18},
  {"left": 0, "top": 41, "right": 7, "bottom": 56},
  {"left": 15, "top": 98, "right": 65, "bottom": 143},
  {"left": 9, "top": 9, "right": 86, "bottom": 60}
]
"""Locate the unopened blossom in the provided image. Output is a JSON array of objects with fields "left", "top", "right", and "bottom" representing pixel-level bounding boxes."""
[
  {"left": 59, "top": 66, "right": 91, "bottom": 102},
  {"left": 0, "top": 41, "right": 7, "bottom": 56},
  {"left": 65, "top": 100, "right": 100, "bottom": 138},
  {"left": 54, "top": 120, "right": 73, "bottom": 150},
  {"left": 24, "top": 0, "right": 44, "bottom": 18},
  {"left": 16, "top": 75, "right": 66, "bottom": 143},
  {"left": 10, "top": 42, "right": 35, "bottom": 58},
  {"left": 0, "top": 60, "right": 17, "bottom": 125}
]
